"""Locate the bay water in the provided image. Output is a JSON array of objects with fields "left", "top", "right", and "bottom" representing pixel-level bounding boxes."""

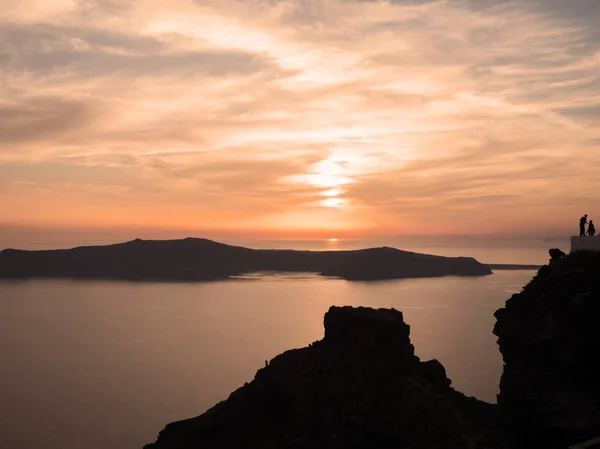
[{"left": 1, "top": 269, "right": 536, "bottom": 449}]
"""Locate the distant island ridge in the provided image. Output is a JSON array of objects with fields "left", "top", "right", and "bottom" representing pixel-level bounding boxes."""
[{"left": 0, "top": 237, "right": 543, "bottom": 282}]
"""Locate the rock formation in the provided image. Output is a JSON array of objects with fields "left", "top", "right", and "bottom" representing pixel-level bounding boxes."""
[
  {"left": 145, "top": 306, "right": 506, "bottom": 449},
  {"left": 549, "top": 248, "right": 566, "bottom": 261},
  {"left": 144, "top": 248, "right": 600, "bottom": 449},
  {"left": 494, "top": 249, "right": 600, "bottom": 448}
]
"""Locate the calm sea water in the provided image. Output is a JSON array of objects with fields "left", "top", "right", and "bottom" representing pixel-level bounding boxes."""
[{"left": 0, "top": 270, "right": 536, "bottom": 449}]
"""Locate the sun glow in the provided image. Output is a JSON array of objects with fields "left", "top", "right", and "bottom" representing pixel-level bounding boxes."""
[
  {"left": 322, "top": 197, "right": 345, "bottom": 208},
  {"left": 328, "top": 238, "right": 339, "bottom": 242},
  {"left": 288, "top": 155, "right": 357, "bottom": 209},
  {"left": 322, "top": 188, "right": 343, "bottom": 197}
]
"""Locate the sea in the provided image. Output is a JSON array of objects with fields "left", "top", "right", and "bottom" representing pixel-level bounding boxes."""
[{"left": 0, "top": 237, "right": 569, "bottom": 449}]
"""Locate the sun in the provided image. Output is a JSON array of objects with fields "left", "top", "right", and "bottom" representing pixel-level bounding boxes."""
[
  {"left": 322, "top": 197, "right": 345, "bottom": 208},
  {"left": 328, "top": 238, "right": 339, "bottom": 242}
]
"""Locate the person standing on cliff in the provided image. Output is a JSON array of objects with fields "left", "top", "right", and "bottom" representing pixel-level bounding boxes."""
[
  {"left": 588, "top": 220, "right": 596, "bottom": 237},
  {"left": 580, "top": 215, "right": 588, "bottom": 236}
]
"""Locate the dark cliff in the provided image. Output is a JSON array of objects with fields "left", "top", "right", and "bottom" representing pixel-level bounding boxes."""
[
  {"left": 494, "top": 250, "right": 600, "bottom": 448},
  {"left": 0, "top": 238, "right": 492, "bottom": 282},
  {"left": 144, "top": 306, "right": 505, "bottom": 449}
]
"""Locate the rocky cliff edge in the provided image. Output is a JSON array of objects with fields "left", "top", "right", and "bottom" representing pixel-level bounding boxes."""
[{"left": 494, "top": 249, "right": 600, "bottom": 448}]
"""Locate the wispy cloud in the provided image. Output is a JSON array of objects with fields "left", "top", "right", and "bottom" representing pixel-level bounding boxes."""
[{"left": 1, "top": 0, "right": 598, "bottom": 238}]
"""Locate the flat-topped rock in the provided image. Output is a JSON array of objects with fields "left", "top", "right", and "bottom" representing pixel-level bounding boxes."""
[
  {"left": 323, "top": 306, "right": 416, "bottom": 359},
  {"left": 144, "top": 306, "right": 505, "bottom": 449}
]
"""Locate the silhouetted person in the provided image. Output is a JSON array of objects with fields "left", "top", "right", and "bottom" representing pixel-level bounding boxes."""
[
  {"left": 588, "top": 220, "right": 596, "bottom": 237},
  {"left": 580, "top": 215, "right": 588, "bottom": 236}
]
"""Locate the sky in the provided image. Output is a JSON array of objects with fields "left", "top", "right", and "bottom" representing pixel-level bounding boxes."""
[{"left": 1, "top": 0, "right": 599, "bottom": 247}]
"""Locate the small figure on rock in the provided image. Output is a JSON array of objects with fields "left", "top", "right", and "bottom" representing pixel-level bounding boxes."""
[
  {"left": 580, "top": 214, "right": 588, "bottom": 236},
  {"left": 588, "top": 220, "right": 595, "bottom": 237}
]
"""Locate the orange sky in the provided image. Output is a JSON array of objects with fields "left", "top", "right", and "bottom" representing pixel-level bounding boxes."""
[{"left": 1, "top": 0, "right": 599, "bottom": 245}]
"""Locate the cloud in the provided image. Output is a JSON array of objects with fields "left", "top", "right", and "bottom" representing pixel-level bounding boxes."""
[
  {"left": 0, "top": 0, "right": 599, "bottom": 237},
  {"left": 530, "top": 0, "right": 600, "bottom": 24},
  {"left": 0, "top": 23, "right": 280, "bottom": 77},
  {"left": 0, "top": 93, "right": 103, "bottom": 146}
]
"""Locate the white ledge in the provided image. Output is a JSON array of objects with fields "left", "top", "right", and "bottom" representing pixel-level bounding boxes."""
[{"left": 571, "top": 236, "right": 600, "bottom": 252}]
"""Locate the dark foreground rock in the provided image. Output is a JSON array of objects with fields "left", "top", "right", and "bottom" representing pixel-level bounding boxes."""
[
  {"left": 145, "top": 306, "right": 506, "bottom": 449},
  {"left": 494, "top": 250, "right": 600, "bottom": 448},
  {"left": 145, "top": 248, "right": 600, "bottom": 449},
  {"left": 0, "top": 238, "right": 492, "bottom": 282}
]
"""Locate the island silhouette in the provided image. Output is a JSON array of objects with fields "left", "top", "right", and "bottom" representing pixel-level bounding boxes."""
[{"left": 0, "top": 237, "right": 493, "bottom": 281}]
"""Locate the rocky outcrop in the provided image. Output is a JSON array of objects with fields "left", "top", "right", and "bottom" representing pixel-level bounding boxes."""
[
  {"left": 145, "top": 306, "right": 506, "bottom": 449},
  {"left": 494, "top": 250, "right": 600, "bottom": 448},
  {"left": 0, "top": 238, "right": 492, "bottom": 282},
  {"left": 549, "top": 248, "right": 566, "bottom": 261}
]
